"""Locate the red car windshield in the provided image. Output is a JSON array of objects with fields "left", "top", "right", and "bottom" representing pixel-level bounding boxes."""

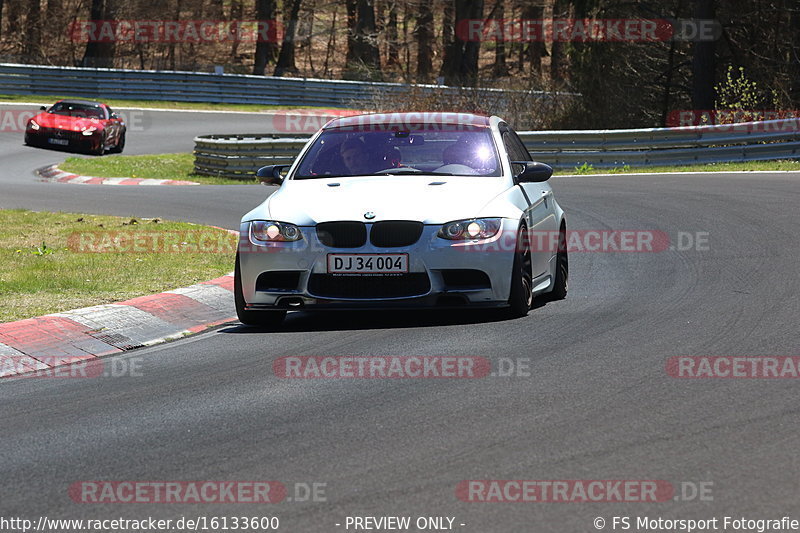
[
  {"left": 294, "top": 126, "right": 501, "bottom": 178},
  {"left": 48, "top": 103, "right": 106, "bottom": 119}
]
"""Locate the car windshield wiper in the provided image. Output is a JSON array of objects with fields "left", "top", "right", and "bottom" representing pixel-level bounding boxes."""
[
  {"left": 371, "top": 168, "right": 457, "bottom": 176},
  {"left": 293, "top": 174, "right": 367, "bottom": 180},
  {"left": 294, "top": 170, "right": 459, "bottom": 179}
]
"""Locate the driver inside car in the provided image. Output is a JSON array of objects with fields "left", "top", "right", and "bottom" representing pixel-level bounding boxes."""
[{"left": 339, "top": 138, "right": 373, "bottom": 175}]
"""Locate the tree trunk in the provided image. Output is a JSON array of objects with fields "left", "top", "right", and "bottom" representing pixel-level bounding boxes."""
[
  {"left": 522, "top": 3, "right": 545, "bottom": 76},
  {"left": 491, "top": 0, "right": 508, "bottom": 77},
  {"left": 7, "top": 0, "right": 21, "bottom": 36},
  {"left": 345, "top": 0, "right": 381, "bottom": 79},
  {"left": 23, "top": 0, "right": 42, "bottom": 63},
  {"left": 206, "top": 0, "right": 224, "bottom": 20},
  {"left": 229, "top": 0, "right": 244, "bottom": 62},
  {"left": 550, "top": 0, "right": 572, "bottom": 82},
  {"left": 691, "top": 0, "right": 716, "bottom": 112},
  {"left": 440, "top": 0, "right": 483, "bottom": 85},
  {"left": 274, "top": 0, "right": 303, "bottom": 76},
  {"left": 82, "top": 0, "right": 116, "bottom": 67},
  {"left": 415, "top": 1, "right": 433, "bottom": 82},
  {"left": 169, "top": 0, "right": 183, "bottom": 70},
  {"left": 253, "top": 0, "right": 278, "bottom": 75},
  {"left": 385, "top": 1, "right": 399, "bottom": 67}
]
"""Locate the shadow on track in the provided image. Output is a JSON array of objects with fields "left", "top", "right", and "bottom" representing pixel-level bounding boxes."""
[{"left": 220, "top": 298, "right": 556, "bottom": 334}]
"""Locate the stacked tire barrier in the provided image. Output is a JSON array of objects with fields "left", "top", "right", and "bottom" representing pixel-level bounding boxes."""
[{"left": 193, "top": 134, "right": 310, "bottom": 179}]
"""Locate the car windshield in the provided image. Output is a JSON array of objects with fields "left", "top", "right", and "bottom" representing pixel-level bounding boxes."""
[
  {"left": 293, "top": 126, "right": 501, "bottom": 178},
  {"left": 48, "top": 102, "right": 105, "bottom": 119}
]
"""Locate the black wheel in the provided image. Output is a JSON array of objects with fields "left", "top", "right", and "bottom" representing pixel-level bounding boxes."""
[
  {"left": 111, "top": 131, "right": 125, "bottom": 153},
  {"left": 234, "top": 252, "right": 287, "bottom": 327},
  {"left": 507, "top": 223, "right": 533, "bottom": 317},
  {"left": 548, "top": 224, "right": 569, "bottom": 301}
]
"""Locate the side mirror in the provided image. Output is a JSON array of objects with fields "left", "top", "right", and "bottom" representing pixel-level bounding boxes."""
[
  {"left": 513, "top": 161, "right": 553, "bottom": 183},
  {"left": 40, "top": 106, "right": 47, "bottom": 111},
  {"left": 257, "top": 165, "right": 290, "bottom": 186}
]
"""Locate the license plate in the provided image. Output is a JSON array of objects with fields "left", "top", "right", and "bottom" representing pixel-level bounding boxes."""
[
  {"left": 327, "top": 254, "right": 408, "bottom": 274},
  {"left": 48, "top": 138, "right": 69, "bottom": 146}
]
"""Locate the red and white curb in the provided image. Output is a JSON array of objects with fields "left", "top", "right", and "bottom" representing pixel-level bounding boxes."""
[
  {"left": 0, "top": 274, "right": 235, "bottom": 378},
  {"left": 37, "top": 164, "right": 199, "bottom": 186}
]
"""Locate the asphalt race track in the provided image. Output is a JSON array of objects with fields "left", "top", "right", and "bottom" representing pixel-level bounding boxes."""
[{"left": 1, "top": 104, "right": 799, "bottom": 532}]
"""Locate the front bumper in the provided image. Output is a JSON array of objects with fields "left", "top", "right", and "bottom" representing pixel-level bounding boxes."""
[
  {"left": 25, "top": 130, "right": 101, "bottom": 152},
  {"left": 238, "top": 221, "right": 519, "bottom": 310}
]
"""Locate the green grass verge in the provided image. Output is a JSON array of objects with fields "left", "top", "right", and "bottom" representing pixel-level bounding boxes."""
[
  {"left": 557, "top": 160, "right": 800, "bottom": 175},
  {"left": 0, "top": 209, "right": 237, "bottom": 323},
  {"left": 0, "top": 93, "right": 345, "bottom": 113},
  {"left": 58, "top": 153, "right": 254, "bottom": 185},
  {"left": 61, "top": 153, "right": 800, "bottom": 186}
]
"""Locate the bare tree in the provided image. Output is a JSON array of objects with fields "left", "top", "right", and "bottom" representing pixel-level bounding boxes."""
[
  {"left": 491, "top": 0, "right": 508, "bottom": 77},
  {"left": 274, "top": 0, "right": 303, "bottom": 76},
  {"left": 520, "top": 2, "right": 546, "bottom": 77},
  {"left": 415, "top": 1, "right": 434, "bottom": 82},
  {"left": 691, "top": 0, "right": 716, "bottom": 111},
  {"left": 345, "top": 0, "right": 381, "bottom": 79},
  {"left": 23, "top": 1, "right": 42, "bottom": 63},
  {"left": 82, "top": 0, "right": 117, "bottom": 67},
  {"left": 253, "top": 0, "right": 278, "bottom": 74},
  {"left": 440, "top": 0, "right": 483, "bottom": 85}
]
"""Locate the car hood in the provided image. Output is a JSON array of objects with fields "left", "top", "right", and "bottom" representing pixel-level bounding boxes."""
[
  {"left": 32, "top": 112, "right": 104, "bottom": 131},
  {"left": 253, "top": 175, "right": 510, "bottom": 225}
]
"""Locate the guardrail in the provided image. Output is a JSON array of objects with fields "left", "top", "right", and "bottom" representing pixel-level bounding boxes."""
[
  {"left": 524, "top": 119, "right": 800, "bottom": 167},
  {"left": 194, "top": 118, "right": 800, "bottom": 178},
  {"left": 0, "top": 63, "right": 548, "bottom": 108}
]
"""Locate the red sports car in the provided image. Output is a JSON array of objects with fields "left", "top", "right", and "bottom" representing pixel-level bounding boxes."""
[{"left": 24, "top": 99, "right": 126, "bottom": 155}]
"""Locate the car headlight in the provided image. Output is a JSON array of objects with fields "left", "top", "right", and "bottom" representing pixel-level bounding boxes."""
[
  {"left": 438, "top": 218, "right": 502, "bottom": 240},
  {"left": 250, "top": 221, "right": 303, "bottom": 243},
  {"left": 29, "top": 120, "right": 40, "bottom": 131},
  {"left": 82, "top": 127, "right": 97, "bottom": 136}
]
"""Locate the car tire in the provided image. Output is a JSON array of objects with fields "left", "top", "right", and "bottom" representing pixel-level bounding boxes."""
[
  {"left": 111, "top": 132, "right": 125, "bottom": 154},
  {"left": 91, "top": 134, "right": 105, "bottom": 156},
  {"left": 548, "top": 224, "right": 569, "bottom": 301},
  {"left": 234, "top": 252, "right": 287, "bottom": 327},
  {"left": 507, "top": 223, "right": 533, "bottom": 318}
]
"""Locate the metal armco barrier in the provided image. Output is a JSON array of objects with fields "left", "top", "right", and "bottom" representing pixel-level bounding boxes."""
[
  {"left": 523, "top": 119, "right": 800, "bottom": 168},
  {"left": 0, "top": 63, "right": 545, "bottom": 108},
  {"left": 194, "top": 118, "right": 800, "bottom": 178}
]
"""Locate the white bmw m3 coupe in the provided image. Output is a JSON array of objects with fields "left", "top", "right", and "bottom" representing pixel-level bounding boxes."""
[{"left": 235, "top": 112, "right": 568, "bottom": 326}]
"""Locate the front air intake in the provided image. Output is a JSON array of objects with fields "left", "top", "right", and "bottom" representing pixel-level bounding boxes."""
[
  {"left": 369, "top": 221, "right": 424, "bottom": 248},
  {"left": 316, "top": 221, "right": 367, "bottom": 248}
]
